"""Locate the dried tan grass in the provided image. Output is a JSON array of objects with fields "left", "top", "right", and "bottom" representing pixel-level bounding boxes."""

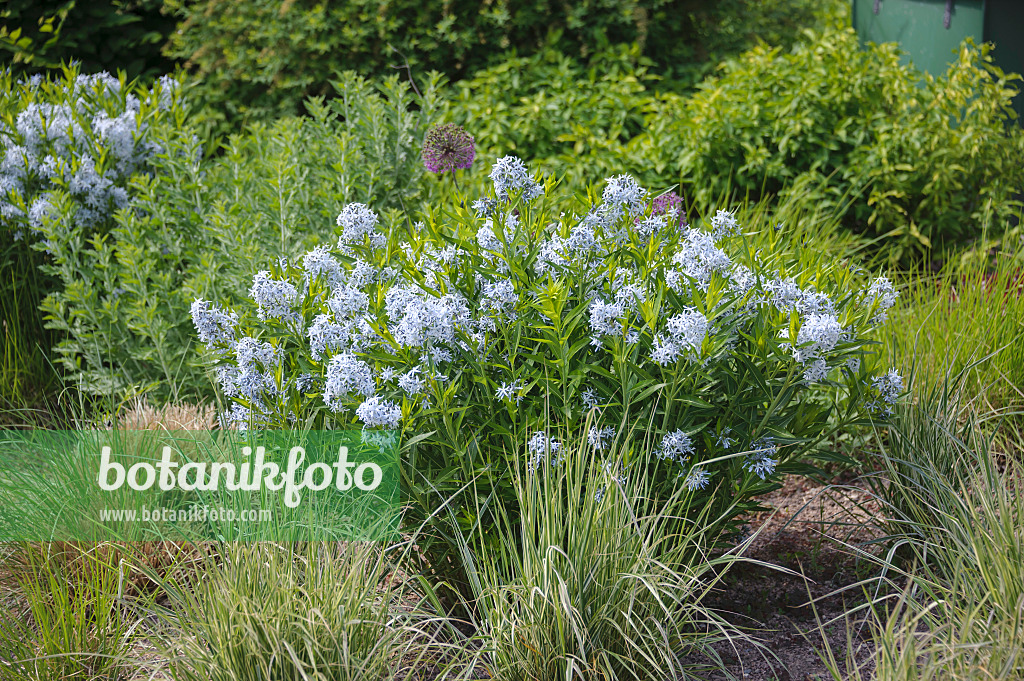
[{"left": 119, "top": 399, "right": 217, "bottom": 431}]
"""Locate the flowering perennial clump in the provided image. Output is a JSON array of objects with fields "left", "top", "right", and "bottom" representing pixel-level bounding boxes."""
[
  {"left": 193, "top": 155, "right": 904, "bottom": 515},
  {"left": 1, "top": 71, "right": 179, "bottom": 243}
]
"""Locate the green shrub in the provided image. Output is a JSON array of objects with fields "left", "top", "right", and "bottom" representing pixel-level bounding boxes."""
[
  {"left": 628, "top": 31, "right": 1024, "bottom": 262},
  {"left": 659, "top": 0, "right": 849, "bottom": 87},
  {"left": 443, "top": 44, "right": 656, "bottom": 164},
  {"left": 162, "top": 0, "right": 647, "bottom": 135},
  {"left": 162, "top": 0, "right": 847, "bottom": 137},
  {"left": 432, "top": 28, "right": 1020, "bottom": 262},
  {"left": 0, "top": 0, "right": 175, "bottom": 80},
  {"left": 191, "top": 155, "right": 902, "bottom": 589}
]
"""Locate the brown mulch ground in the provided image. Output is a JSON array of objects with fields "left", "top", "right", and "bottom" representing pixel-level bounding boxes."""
[{"left": 697, "top": 474, "right": 886, "bottom": 681}]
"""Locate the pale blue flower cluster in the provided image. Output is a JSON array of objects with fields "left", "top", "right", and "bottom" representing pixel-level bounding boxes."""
[
  {"left": 588, "top": 426, "right": 616, "bottom": 450},
  {"left": 635, "top": 214, "right": 667, "bottom": 240},
  {"left": 567, "top": 224, "right": 598, "bottom": 253},
  {"left": 657, "top": 430, "right": 695, "bottom": 464},
  {"left": 495, "top": 380, "right": 525, "bottom": 404},
  {"left": 250, "top": 271, "right": 298, "bottom": 321},
  {"left": 710, "top": 210, "right": 741, "bottom": 239},
  {"left": 793, "top": 312, "right": 843, "bottom": 382},
  {"left": 590, "top": 299, "right": 625, "bottom": 337},
  {"left": 714, "top": 427, "right": 736, "bottom": 450},
  {"left": 235, "top": 336, "right": 278, "bottom": 368},
  {"left": 192, "top": 304, "right": 283, "bottom": 430},
  {"left": 190, "top": 299, "right": 238, "bottom": 346},
  {"left": 683, "top": 467, "right": 711, "bottom": 491},
  {"left": 476, "top": 220, "right": 502, "bottom": 252},
  {"left": 1, "top": 72, "right": 176, "bottom": 240},
  {"left": 490, "top": 155, "right": 544, "bottom": 202},
  {"left": 337, "top": 203, "right": 385, "bottom": 249},
  {"left": 583, "top": 174, "right": 648, "bottom": 229},
  {"left": 205, "top": 337, "right": 282, "bottom": 427},
  {"left": 303, "top": 245, "right": 345, "bottom": 288},
  {"left": 355, "top": 396, "right": 402, "bottom": 428},
  {"left": 480, "top": 278, "right": 518, "bottom": 322},
  {"left": 232, "top": 337, "right": 280, "bottom": 400},
  {"left": 667, "top": 228, "right": 733, "bottom": 292},
  {"left": 869, "top": 368, "right": 904, "bottom": 416},
  {"left": 398, "top": 367, "right": 426, "bottom": 396},
  {"left": 651, "top": 308, "right": 708, "bottom": 365},
  {"left": 527, "top": 431, "right": 562, "bottom": 471},
  {"left": 324, "top": 353, "right": 376, "bottom": 411},
  {"left": 866, "top": 276, "right": 899, "bottom": 324},
  {"left": 471, "top": 197, "right": 498, "bottom": 217},
  {"left": 308, "top": 314, "right": 349, "bottom": 360},
  {"left": 385, "top": 284, "right": 471, "bottom": 349},
  {"left": 743, "top": 438, "right": 778, "bottom": 480}
]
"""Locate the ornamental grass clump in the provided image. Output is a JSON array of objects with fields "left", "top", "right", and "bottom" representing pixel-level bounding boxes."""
[
  {"left": 192, "top": 155, "right": 903, "bottom": 579},
  {"left": 427, "top": 428, "right": 753, "bottom": 681}
]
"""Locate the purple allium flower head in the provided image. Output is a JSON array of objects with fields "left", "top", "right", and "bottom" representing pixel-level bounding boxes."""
[
  {"left": 422, "top": 123, "right": 475, "bottom": 174},
  {"left": 651, "top": 191, "right": 686, "bottom": 227}
]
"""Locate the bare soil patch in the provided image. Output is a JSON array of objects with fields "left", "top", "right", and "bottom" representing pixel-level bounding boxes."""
[{"left": 700, "top": 474, "right": 885, "bottom": 680}]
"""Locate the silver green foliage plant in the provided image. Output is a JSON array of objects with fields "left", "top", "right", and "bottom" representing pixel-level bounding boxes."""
[
  {"left": 5, "top": 70, "right": 444, "bottom": 400},
  {"left": 192, "top": 155, "right": 905, "bottom": 551}
]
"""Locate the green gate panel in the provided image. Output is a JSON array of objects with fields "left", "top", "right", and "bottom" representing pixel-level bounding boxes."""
[
  {"left": 852, "top": 0, "right": 1024, "bottom": 121},
  {"left": 853, "top": 0, "right": 985, "bottom": 74}
]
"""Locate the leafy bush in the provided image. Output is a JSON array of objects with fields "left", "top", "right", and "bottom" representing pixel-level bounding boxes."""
[
  {"left": 659, "top": 0, "right": 849, "bottom": 87},
  {"left": 162, "top": 0, "right": 646, "bottom": 134},
  {"left": 162, "top": 0, "right": 847, "bottom": 137},
  {"left": 627, "top": 31, "right": 1024, "bottom": 261},
  {"left": 5, "top": 70, "right": 444, "bottom": 401},
  {"left": 0, "top": 0, "right": 175, "bottom": 80},
  {"left": 432, "top": 28, "right": 1021, "bottom": 262},
  {"left": 191, "top": 155, "right": 903, "bottom": 585},
  {"left": 443, "top": 44, "right": 656, "bottom": 164}
]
